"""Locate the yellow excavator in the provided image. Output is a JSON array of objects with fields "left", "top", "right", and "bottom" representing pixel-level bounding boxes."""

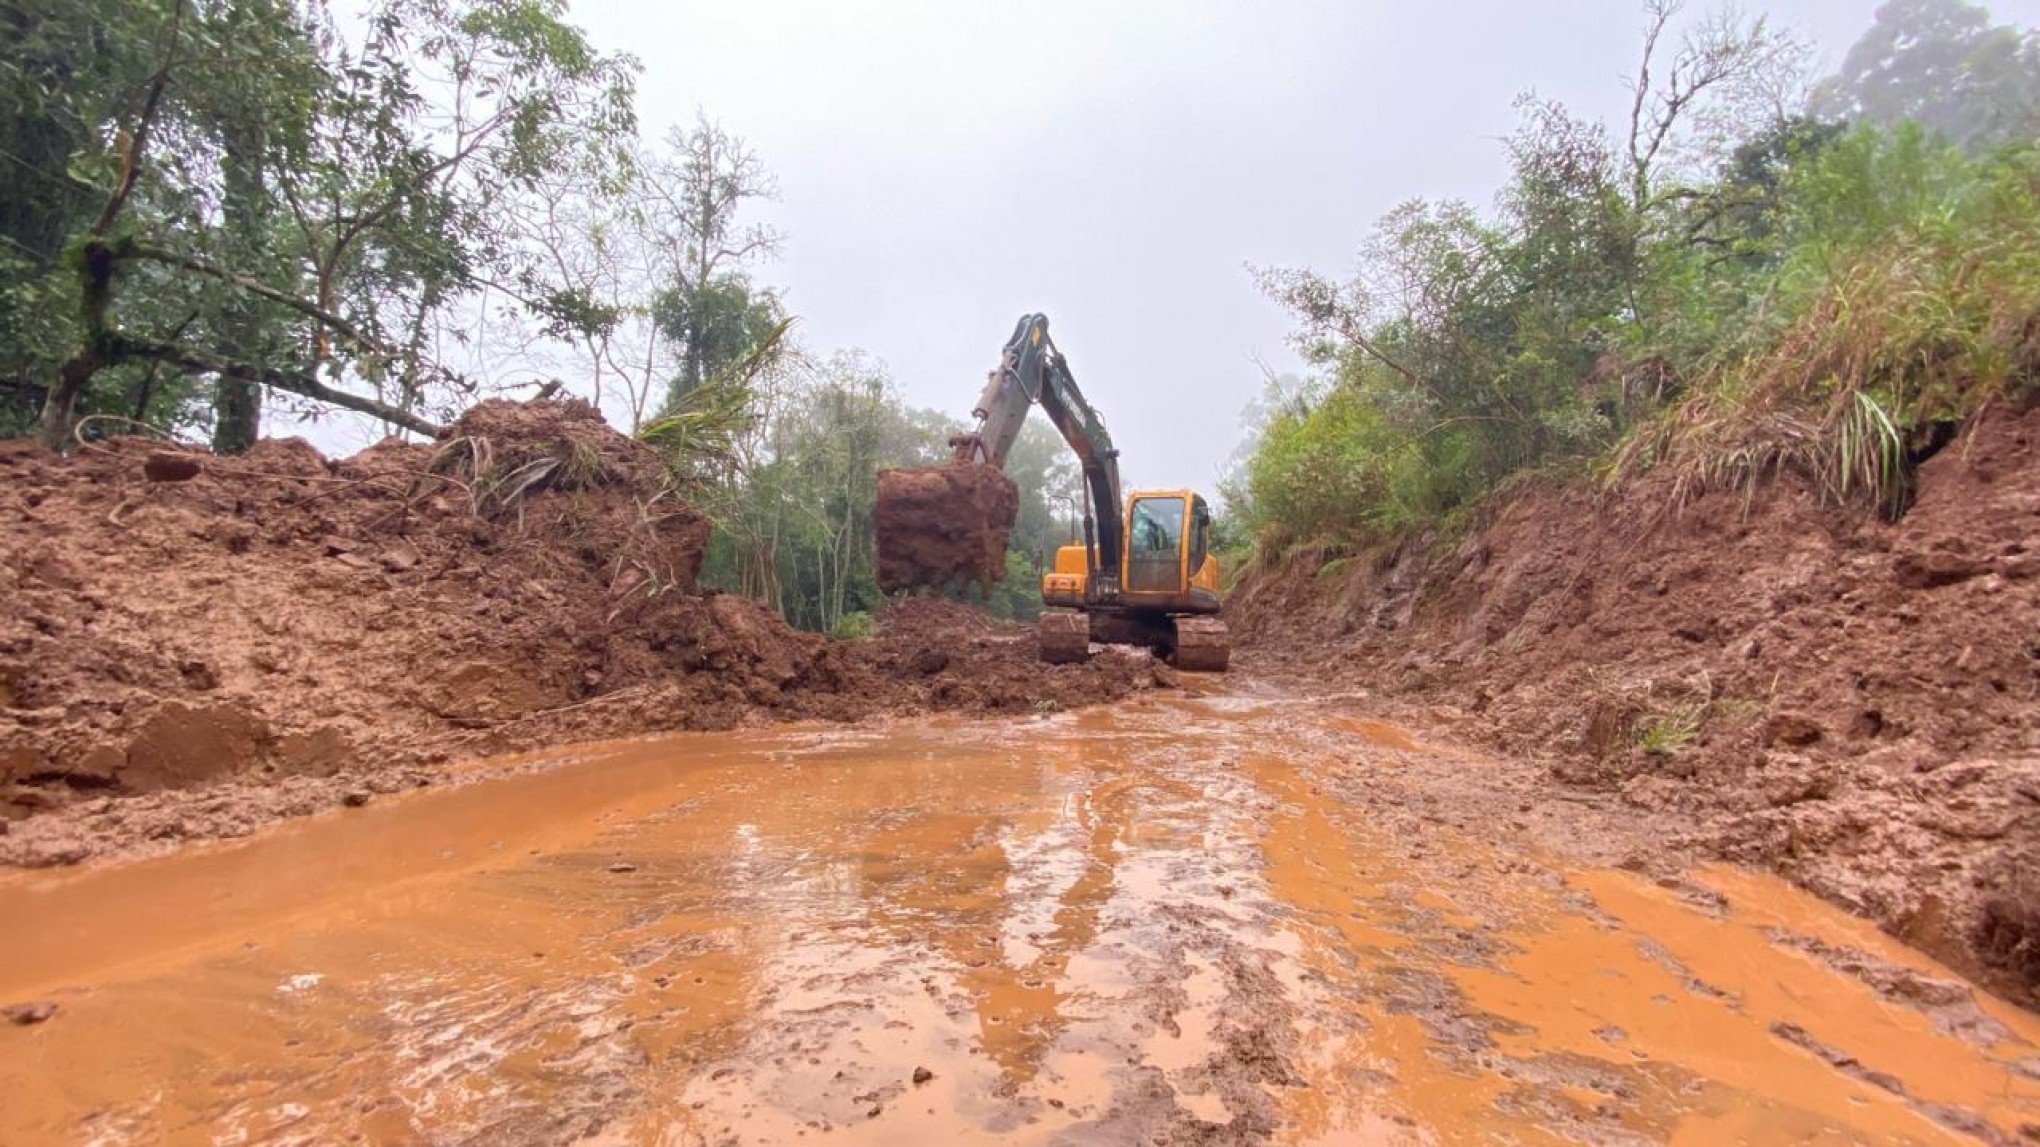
[{"left": 878, "top": 314, "right": 1230, "bottom": 671}]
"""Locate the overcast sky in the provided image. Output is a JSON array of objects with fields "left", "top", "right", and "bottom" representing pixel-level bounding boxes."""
[
  {"left": 535, "top": 2, "right": 2034, "bottom": 493},
  {"left": 569, "top": 0, "right": 2028, "bottom": 494}
]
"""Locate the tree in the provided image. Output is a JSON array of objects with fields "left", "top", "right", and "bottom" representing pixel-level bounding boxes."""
[
  {"left": 1815, "top": 0, "right": 2040, "bottom": 150},
  {"left": 1624, "top": 0, "right": 1807, "bottom": 216},
  {"left": 27, "top": 0, "right": 639, "bottom": 451},
  {"left": 636, "top": 116, "right": 784, "bottom": 410},
  {"left": 0, "top": 0, "right": 214, "bottom": 435}
]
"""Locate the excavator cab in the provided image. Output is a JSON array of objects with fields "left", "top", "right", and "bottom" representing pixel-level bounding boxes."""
[
  {"left": 1040, "top": 489, "right": 1227, "bottom": 670},
  {"left": 1044, "top": 490, "right": 1220, "bottom": 610},
  {"left": 1124, "top": 493, "right": 1219, "bottom": 595}
]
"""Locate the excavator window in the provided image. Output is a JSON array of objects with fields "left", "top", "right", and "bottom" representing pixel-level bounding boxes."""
[
  {"left": 1189, "top": 495, "right": 1210, "bottom": 571},
  {"left": 1127, "top": 496, "right": 1186, "bottom": 592}
]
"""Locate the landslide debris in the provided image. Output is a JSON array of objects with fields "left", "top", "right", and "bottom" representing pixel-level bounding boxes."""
[
  {"left": 873, "top": 464, "right": 1018, "bottom": 593},
  {"left": 0, "top": 399, "right": 1164, "bottom": 866},
  {"left": 1229, "top": 401, "right": 2040, "bottom": 1003}
]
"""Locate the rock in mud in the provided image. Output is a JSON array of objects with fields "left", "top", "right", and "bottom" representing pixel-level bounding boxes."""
[
  {"left": 874, "top": 465, "right": 1018, "bottom": 593},
  {"left": 4, "top": 1001, "right": 58, "bottom": 1025}
]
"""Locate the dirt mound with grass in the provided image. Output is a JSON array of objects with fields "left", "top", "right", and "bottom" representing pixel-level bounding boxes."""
[
  {"left": 1229, "top": 401, "right": 2039, "bottom": 1002},
  {"left": 0, "top": 399, "right": 1165, "bottom": 866}
]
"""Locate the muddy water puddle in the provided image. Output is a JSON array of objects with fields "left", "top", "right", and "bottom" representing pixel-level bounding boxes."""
[{"left": 2, "top": 693, "right": 2036, "bottom": 1144}]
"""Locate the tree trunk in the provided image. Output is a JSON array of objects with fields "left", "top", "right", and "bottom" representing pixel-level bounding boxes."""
[
  {"left": 38, "top": 242, "right": 119, "bottom": 451},
  {"left": 211, "top": 94, "right": 267, "bottom": 455}
]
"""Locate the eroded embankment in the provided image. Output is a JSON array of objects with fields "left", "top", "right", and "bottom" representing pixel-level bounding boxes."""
[
  {"left": 0, "top": 401, "right": 1164, "bottom": 866},
  {"left": 1228, "top": 402, "right": 2040, "bottom": 1004}
]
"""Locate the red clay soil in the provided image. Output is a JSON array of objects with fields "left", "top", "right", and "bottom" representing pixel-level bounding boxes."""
[
  {"left": 1228, "top": 402, "right": 2040, "bottom": 1004},
  {"left": 0, "top": 400, "right": 1165, "bottom": 867},
  {"left": 874, "top": 464, "right": 1018, "bottom": 593}
]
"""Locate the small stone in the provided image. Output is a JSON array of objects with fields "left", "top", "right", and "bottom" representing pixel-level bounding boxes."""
[
  {"left": 4, "top": 1001, "right": 58, "bottom": 1025},
  {"left": 608, "top": 862, "right": 638, "bottom": 874},
  {"left": 378, "top": 545, "right": 422, "bottom": 573},
  {"left": 912, "top": 1066, "right": 933, "bottom": 1085},
  {"left": 340, "top": 790, "right": 371, "bottom": 808}
]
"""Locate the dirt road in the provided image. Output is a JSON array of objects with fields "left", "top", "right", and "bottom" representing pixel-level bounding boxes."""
[{"left": 3, "top": 683, "right": 2036, "bottom": 1145}]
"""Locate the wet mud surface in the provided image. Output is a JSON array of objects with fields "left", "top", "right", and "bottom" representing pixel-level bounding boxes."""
[{"left": 3, "top": 685, "right": 2037, "bottom": 1144}]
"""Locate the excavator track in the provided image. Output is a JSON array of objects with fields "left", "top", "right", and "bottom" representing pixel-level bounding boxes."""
[
  {"left": 1037, "top": 612, "right": 1091, "bottom": 664},
  {"left": 1170, "top": 617, "right": 1231, "bottom": 672}
]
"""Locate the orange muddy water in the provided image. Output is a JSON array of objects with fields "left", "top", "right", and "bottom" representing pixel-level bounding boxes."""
[{"left": 2, "top": 688, "right": 2036, "bottom": 1145}]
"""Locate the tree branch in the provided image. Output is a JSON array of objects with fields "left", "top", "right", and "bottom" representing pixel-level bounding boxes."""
[
  {"left": 126, "top": 242, "right": 389, "bottom": 356},
  {"left": 104, "top": 331, "right": 447, "bottom": 438}
]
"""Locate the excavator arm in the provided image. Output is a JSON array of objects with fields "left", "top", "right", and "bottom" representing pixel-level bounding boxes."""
[{"left": 951, "top": 314, "right": 1124, "bottom": 595}]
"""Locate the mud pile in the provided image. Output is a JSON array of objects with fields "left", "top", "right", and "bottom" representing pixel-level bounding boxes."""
[
  {"left": 0, "top": 401, "right": 1163, "bottom": 865},
  {"left": 874, "top": 464, "right": 1018, "bottom": 592},
  {"left": 1229, "top": 402, "right": 2040, "bottom": 1001}
]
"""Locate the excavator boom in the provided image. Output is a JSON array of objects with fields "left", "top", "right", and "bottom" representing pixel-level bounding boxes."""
[{"left": 952, "top": 315, "right": 1123, "bottom": 595}]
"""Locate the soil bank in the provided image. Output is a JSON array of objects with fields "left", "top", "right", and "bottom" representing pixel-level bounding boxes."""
[{"left": 1227, "top": 402, "right": 2039, "bottom": 1005}]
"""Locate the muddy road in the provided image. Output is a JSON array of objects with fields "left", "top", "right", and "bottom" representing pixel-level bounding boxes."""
[{"left": 3, "top": 684, "right": 2036, "bottom": 1145}]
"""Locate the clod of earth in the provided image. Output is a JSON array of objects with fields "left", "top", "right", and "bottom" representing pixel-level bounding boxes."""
[
  {"left": 142, "top": 451, "right": 202, "bottom": 482},
  {"left": 874, "top": 464, "right": 1018, "bottom": 593}
]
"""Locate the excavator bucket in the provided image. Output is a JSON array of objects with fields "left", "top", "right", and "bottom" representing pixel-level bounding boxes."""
[{"left": 874, "top": 464, "right": 1020, "bottom": 593}]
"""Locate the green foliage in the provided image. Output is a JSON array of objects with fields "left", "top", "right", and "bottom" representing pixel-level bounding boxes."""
[
  {"left": 654, "top": 276, "right": 786, "bottom": 409},
  {"left": 980, "top": 551, "right": 1046, "bottom": 622},
  {"left": 829, "top": 610, "right": 873, "bottom": 639},
  {"left": 640, "top": 116, "right": 784, "bottom": 410},
  {"left": 1621, "top": 127, "right": 2040, "bottom": 517},
  {"left": 1631, "top": 701, "right": 1706, "bottom": 756},
  {"left": 1238, "top": 6, "right": 2040, "bottom": 554},
  {"left": 0, "top": 0, "right": 639, "bottom": 444},
  {"left": 1244, "top": 96, "right": 1631, "bottom": 543}
]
